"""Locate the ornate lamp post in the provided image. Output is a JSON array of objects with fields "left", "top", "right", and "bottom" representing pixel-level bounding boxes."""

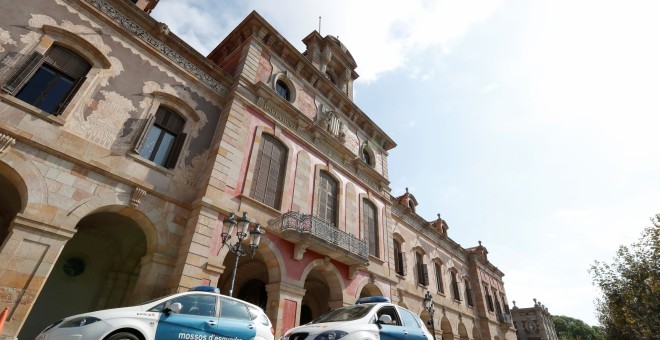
[
  {"left": 423, "top": 290, "right": 437, "bottom": 340},
  {"left": 221, "top": 212, "right": 264, "bottom": 297}
]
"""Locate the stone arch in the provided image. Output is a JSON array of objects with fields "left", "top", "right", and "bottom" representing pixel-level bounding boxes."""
[
  {"left": 458, "top": 322, "right": 469, "bottom": 340},
  {"left": 254, "top": 236, "right": 284, "bottom": 283},
  {"left": 272, "top": 71, "right": 298, "bottom": 103},
  {"left": 440, "top": 316, "right": 454, "bottom": 340},
  {"left": 356, "top": 280, "right": 383, "bottom": 299},
  {"left": 472, "top": 325, "right": 482, "bottom": 340},
  {"left": 299, "top": 258, "right": 344, "bottom": 302},
  {"left": 0, "top": 153, "right": 47, "bottom": 211}
]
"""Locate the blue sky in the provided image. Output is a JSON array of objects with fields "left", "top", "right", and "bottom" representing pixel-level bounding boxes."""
[{"left": 152, "top": 0, "right": 660, "bottom": 325}]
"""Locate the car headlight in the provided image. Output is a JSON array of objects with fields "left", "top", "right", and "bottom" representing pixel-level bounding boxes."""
[
  {"left": 60, "top": 316, "right": 102, "bottom": 328},
  {"left": 314, "top": 330, "right": 348, "bottom": 340}
]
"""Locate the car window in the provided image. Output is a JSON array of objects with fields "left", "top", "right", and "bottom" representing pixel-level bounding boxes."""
[
  {"left": 376, "top": 306, "right": 402, "bottom": 326},
  {"left": 220, "top": 297, "right": 251, "bottom": 320},
  {"left": 398, "top": 307, "right": 422, "bottom": 328},
  {"left": 148, "top": 294, "right": 217, "bottom": 317},
  {"left": 310, "top": 304, "right": 374, "bottom": 323}
]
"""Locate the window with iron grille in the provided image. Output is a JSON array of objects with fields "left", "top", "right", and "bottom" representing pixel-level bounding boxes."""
[
  {"left": 317, "top": 171, "right": 338, "bottom": 225},
  {"left": 393, "top": 240, "right": 406, "bottom": 276},
  {"left": 434, "top": 262, "right": 444, "bottom": 294},
  {"left": 136, "top": 106, "right": 186, "bottom": 168},
  {"left": 362, "top": 199, "right": 378, "bottom": 257},
  {"left": 250, "top": 134, "right": 287, "bottom": 209},
  {"left": 3, "top": 45, "right": 90, "bottom": 115}
]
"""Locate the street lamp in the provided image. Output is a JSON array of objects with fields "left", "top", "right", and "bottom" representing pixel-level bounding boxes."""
[
  {"left": 221, "top": 212, "right": 264, "bottom": 297},
  {"left": 423, "top": 290, "right": 437, "bottom": 340}
]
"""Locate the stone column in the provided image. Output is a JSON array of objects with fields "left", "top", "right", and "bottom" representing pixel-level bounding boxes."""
[
  {"left": 265, "top": 282, "right": 306, "bottom": 339},
  {"left": 0, "top": 215, "right": 74, "bottom": 339}
]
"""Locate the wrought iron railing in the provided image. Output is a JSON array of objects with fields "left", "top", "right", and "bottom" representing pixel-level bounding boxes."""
[
  {"left": 497, "top": 313, "right": 512, "bottom": 324},
  {"left": 269, "top": 211, "right": 369, "bottom": 259}
]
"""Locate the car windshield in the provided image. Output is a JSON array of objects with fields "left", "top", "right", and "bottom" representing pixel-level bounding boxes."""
[{"left": 310, "top": 304, "right": 374, "bottom": 323}]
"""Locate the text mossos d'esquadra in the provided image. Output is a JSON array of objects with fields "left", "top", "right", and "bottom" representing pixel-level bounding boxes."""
[{"left": 178, "top": 333, "right": 241, "bottom": 340}]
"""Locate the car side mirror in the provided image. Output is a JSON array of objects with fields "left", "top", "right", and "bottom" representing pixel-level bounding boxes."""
[
  {"left": 377, "top": 314, "right": 392, "bottom": 325},
  {"left": 164, "top": 302, "right": 183, "bottom": 314}
]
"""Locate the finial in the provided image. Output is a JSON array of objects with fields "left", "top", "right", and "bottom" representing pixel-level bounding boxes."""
[
  {"left": 478, "top": 240, "right": 482, "bottom": 246},
  {"left": 513, "top": 300, "right": 517, "bottom": 307},
  {"left": 437, "top": 213, "right": 441, "bottom": 220},
  {"left": 405, "top": 187, "right": 409, "bottom": 193}
]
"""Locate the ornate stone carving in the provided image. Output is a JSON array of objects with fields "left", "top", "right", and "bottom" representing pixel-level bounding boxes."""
[
  {"left": 85, "top": 0, "right": 229, "bottom": 96},
  {"left": 316, "top": 105, "right": 346, "bottom": 142},
  {"left": 130, "top": 187, "right": 147, "bottom": 207},
  {"left": 70, "top": 90, "right": 136, "bottom": 149},
  {"left": 0, "top": 27, "right": 17, "bottom": 54},
  {"left": 0, "top": 133, "right": 16, "bottom": 155}
]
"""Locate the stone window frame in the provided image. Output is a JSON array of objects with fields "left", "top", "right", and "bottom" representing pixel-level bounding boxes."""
[
  {"left": 360, "top": 142, "right": 376, "bottom": 168},
  {"left": 271, "top": 71, "right": 297, "bottom": 103},
  {"left": 413, "top": 247, "right": 429, "bottom": 287},
  {"left": 311, "top": 164, "right": 344, "bottom": 228},
  {"left": 433, "top": 259, "right": 445, "bottom": 295},
  {"left": 449, "top": 268, "right": 462, "bottom": 302},
  {"left": 131, "top": 91, "right": 199, "bottom": 172},
  {"left": 242, "top": 126, "right": 294, "bottom": 212},
  {"left": 359, "top": 195, "right": 380, "bottom": 258},
  {"left": 0, "top": 25, "right": 112, "bottom": 125},
  {"left": 392, "top": 233, "right": 406, "bottom": 277}
]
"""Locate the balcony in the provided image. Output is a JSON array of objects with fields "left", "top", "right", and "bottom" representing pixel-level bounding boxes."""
[
  {"left": 268, "top": 211, "right": 369, "bottom": 269},
  {"left": 497, "top": 313, "right": 512, "bottom": 324}
]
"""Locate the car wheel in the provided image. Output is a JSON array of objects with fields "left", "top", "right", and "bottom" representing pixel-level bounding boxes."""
[{"left": 106, "top": 332, "right": 140, "bottom": 340}]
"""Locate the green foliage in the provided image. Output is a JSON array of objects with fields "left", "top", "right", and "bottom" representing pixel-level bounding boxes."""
[
  {"left": 553, "top": 315, "right": 604, "bottom": 340},
  {"left": 589, "top": 215, "right": 660, "bottom": 340}
]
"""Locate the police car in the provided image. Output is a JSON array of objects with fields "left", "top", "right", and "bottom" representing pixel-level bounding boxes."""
[
  {"left": 35, "top": 286, "right": 274, "bottom": 340},
  {"left": 280, "top": 297, "right": 432, "bottom": 340}
]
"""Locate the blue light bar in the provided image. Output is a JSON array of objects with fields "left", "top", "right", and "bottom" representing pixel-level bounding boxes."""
[
  {"left": 355, "top": 296, "right": 390, "bottom": 304},
  {"left": 189, "top": 286, "right": 220, "bottom": 293}
]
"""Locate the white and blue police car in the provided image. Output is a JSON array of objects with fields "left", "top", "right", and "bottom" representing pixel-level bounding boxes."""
[
  {"left": 35, "top": 286, "right": 274, "bottom": 340},
  {"left": 279, "top": 297, "right": 432, "bottom": 340}
]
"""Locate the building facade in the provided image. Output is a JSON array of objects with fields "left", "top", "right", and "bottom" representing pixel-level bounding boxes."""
[
  {"left": 0, "top": 1, "right": 516, "bottom": 339},
  {"left": 511, "top": 300, "right": 559, "bottom": 340}
]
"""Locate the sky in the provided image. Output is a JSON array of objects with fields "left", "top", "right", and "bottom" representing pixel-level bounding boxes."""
[{"left": 152, "top": 0, "right": 660, "bottom": 326}]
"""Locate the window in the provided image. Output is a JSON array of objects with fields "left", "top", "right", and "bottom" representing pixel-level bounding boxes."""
[
  {"left": 250, "top": 134, "right": 287, "bottom": 209},
  {"left": 376, "top": 306, "right": 402, "bottom": 326},
  {"left": 275, "top": 80, "right": 290, "bottom": 101},
  {"left": 451, "top": 272, "right": 460, "bottom": 301},
  {"left": 393, "top": 240, "right": 406, "bottom": 276},
  {"left": 220, "top": 297, "right": 251, "bottom": 320},
  {"left": 149, "top": 294, "right": 217, "bottom": 317},
  {"left": 465, "top": 280, "right": 474, "bottom": 307},
  {"left": 398, "top": 307, "right": 423, "bottom": 328},
  {"left": 493, "top": 289, "right": 503, "bottom": 314},
  {"left": 136, "top": 106, "right": 186, "bottom": 168},
  {"left": 3, "top": 45, "right": 90, "bottom": 115},
  {"left": 362, "top": 148, "right": 371, "bottom": 165},
  {"left": 502, "top": 294, "right": 510, "bottom": 314},
  {"left": 362, "top": 199, "right": 378, "bottom": 257},
  {"left": 434, "top": 262, "right": 444, "bottom": 294},
  {"left": 484, "top": 285, "right": 494, "bottom": 312},
  {"left": 317, "top": 171, "right": 338, "bottom": 225},
  {"left": 415, "top": 251, "right": 429, "bottom": 286}
]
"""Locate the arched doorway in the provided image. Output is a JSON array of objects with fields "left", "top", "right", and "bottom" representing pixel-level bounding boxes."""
[
  {"left": 0, "top": 168, "right": 23, "bottom": 247},
  {"left": 19, "top": 212, "right": 147, "bottom": 339},
  {"left": 218, "top": 249, "right": 269, "bottom": 306},
  {"left": 358, "top": 282, "right": 383, "bottom": 299},
  {"left": 441, "top": 316, "right": 454, "bottom": 340},
  {"left": 458, "top": 322, "right": 469, "bottom": 340},
  {"left": 300, "top": 269, "right": 330, "bottom": 324}
]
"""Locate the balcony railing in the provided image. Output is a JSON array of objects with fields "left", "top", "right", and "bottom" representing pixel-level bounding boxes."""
[
  {"left": 268, "top": 211, "right": 369, "bottom": 265},
  {"left": 497, "top": 313, "right": 512, "bottom": 324}
]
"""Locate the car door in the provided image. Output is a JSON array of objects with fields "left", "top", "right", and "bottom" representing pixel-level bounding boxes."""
[
  {"left": 397, "top": 307, "right": 429, "bottom": 340},
  {"left": 216, "top": 297, "right": 258, "bottom": 340},
  {"left": 376, "top": 305, "right": 406, "bottom": 340},
  {"left": 154, "top": 293, "right": 220, "bottom": 340}
]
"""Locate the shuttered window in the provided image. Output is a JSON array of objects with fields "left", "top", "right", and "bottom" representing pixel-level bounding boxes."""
[
  {"left": 5, "top": 45, "right": 91, "bottom": 115},
  {"left": 137, "top": 106, "right": 186, "bottom": 168},
  {"left": 435, "top": 262, "right": 445, "bottom": 294},
  {"left": 465, "top": 280, "right": 474, "bottom": 307},
  {"left": 317, "top": 172, "right": 338, "bottom": 225},
  {"left": 451, "top": 272, "right": 461, "bottom": 301},
  {"left": 393, "top": 240, "right": 406, "bottom": 276},
  {"left": 362, "top": 199, "right": 378, "bottom": 257},
  {"left": 250, "top": 134, "right": 287, "bottom": 209},
  {"left": 416, "top": 252, "right": 427, "bottom": 285}
]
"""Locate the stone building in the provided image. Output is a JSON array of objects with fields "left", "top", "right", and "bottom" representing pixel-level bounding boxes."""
[
  {"left": 0, "top": 0, "right": 516, "bottom": 339},
  {"left": 511, "top": 299, "right": 559, "bottom": 340}
]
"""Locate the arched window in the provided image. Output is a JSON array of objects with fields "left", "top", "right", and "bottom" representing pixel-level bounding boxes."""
[
  {"left": 465, "top": 280, "right": 474, "bottom": 307},
  {"left": 451, "top": 271, "right": 461, "bottom": 301},
  {"left": 250, "top": 134, "right": 287, "bottom": 209},
  {"left": 317, "top": 171, "right": 338, "bottom": 226},
  {"left": 415, "top": 251, "right": 428, "bottom": 286},
  {"left": 362, "top": 199, "right": 378, "bottom": 257},
  {"left": 361, "top": 148, "right": 371, "bottom": 166},
  {"left": 137, "top": 106, "right": 186, "bottom": 168},
  {"left": 393, "top": 239, "right": 406, "bottom": 276},
  {"left": 434, "top": 262, "right": 445, "bottom": 294},
  {"left": 275, "top": 80, "right": 290, "bottom": 101},
  {"left": 4, "top": 45, "right": 91, "bottom": 115}
]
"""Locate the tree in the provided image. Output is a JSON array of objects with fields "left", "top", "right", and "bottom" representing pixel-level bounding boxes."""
[
  {"left": 589, "top": 215, "right": 660, "bottom": 339},
  {"left": 553, "top": 315, "right": 605, "bottom": 340}
]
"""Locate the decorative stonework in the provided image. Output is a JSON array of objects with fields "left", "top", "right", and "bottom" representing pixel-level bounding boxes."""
[
  {"left": 0, "top": 133, "right": 16, "bottom": 155},
  {"left": 0, "top": 27, "right": 16, "bottom": 54},
  {"left": 172, "top": 149, "right": 209, "bottom": 188},
  {"left": 130, "top": 187, "right": 147, "bottom": 207},
  {"left": 69, "top": 90, "right": 136, "bottom": 149},
  {"left": 316, "top": 106, "right": 346, "bottom": 142},
  {"left": 257, "top": 97, "right": 297, "bottom": 130},
  {"left": 84, "top": 0, "right": 229, "bottom": 96}
]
